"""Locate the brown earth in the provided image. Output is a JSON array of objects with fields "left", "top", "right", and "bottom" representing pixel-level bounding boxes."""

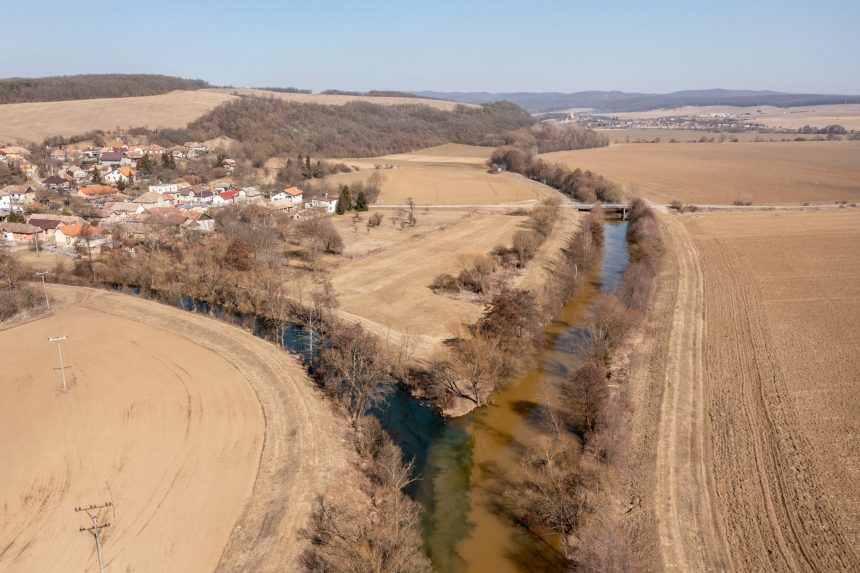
[
  {"left": 542, "top": 141, "right": 860, "bottom": 205},
  {"left": 325, "top": 144, "right": 551, "bottom": 206},
  {"left": 0, "top": 285, "right": 349, "bottom": 572},
  {"left": 627, "top": 211, "right": 860, "bottom": 572},
  {"left": 596, "top": 128, "right": 802, "bottom": 144}
]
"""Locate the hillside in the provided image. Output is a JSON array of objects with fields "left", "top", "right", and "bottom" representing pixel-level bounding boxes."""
[
  {"left": 153, "top": 96, "right": 535, "bottom": 160},
  {"left": 414, "top": 89, "right": 860, "bottom": 114},
  {"left": 0, "top": 74, "right": 210, "bottom": 103}
]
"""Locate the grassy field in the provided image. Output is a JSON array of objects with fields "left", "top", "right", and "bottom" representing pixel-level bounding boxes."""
[
  {"left": 0, "top": 90, "right": 469, "bottom": 144},
  {"left": 205, "top": 88, "right": 472, "bottom": 111},
  {"left": 637, "top": 211, "right": 860, "bottom": 572},
  {"left": 543, "top": 141, "right": 860, "bottom": 205},
  {"left": 326, "top": 144, "right": 552, "bottom": 205},
  {"left": 0, "top": 286, "right": 348, "bottom": 572},
  {"left": 0, "top": 90, "right": 235, "bottom": 144},
  {"left": 331, "top": 211, "right": 529, "bottom": 358}
]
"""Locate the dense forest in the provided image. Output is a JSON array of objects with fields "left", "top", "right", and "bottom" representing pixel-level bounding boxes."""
[
  {"left": 0, "top": 74, "right": 210, "bottom": 103},
  {"left": 152, "top": 96, "right": 536, "bottom": 161}
]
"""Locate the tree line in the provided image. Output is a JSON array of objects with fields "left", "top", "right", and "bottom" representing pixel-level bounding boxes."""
[
  {"left": 504, "top": 199, "right": 664, "bottom": 571},
  {"left": 0, "top": 74, "right": 210, "bottom": 104},
  {"left": 490, "top": 146, "right": 622, "bottom": 202},
  {"left": 150, "top": 96, "right": 535, "bottom": 163}
]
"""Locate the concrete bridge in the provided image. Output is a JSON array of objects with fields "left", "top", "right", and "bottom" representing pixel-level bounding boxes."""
[{"left": 572, "top": 202, "right": 630, "bottom": 220}]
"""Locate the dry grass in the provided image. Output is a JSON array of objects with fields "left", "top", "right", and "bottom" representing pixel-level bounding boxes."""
[
  {"left": 325, "top": 145, "right": 552, "bottom": 205},
  {"left": 684, "top": 210, "right": 860, "bottom": 571},
  {"left": 0, "top": 90, "right": 235, "bottom": 144},
  {"left": 542, "top": 141, "right": 860, "bottom": 205},
  {"left": 331, "top": 212, "right": 528, "bottom": 358},
  {"left": 0, "top": 89, "right": 470, "bottom": 145},
  {"left": 205, "top": 88, "right": 473, "bottom": 111}
]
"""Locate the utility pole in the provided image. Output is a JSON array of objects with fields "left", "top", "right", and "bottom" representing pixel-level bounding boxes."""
[
  {"left": 75, "top": 502, "right": 112, "bottom": 573},
  {"left": 35, "top": 270, "right": 50, "bottom": 309},
  {"left": 48, "top": 335, "right": 70, "bottom": 392}
]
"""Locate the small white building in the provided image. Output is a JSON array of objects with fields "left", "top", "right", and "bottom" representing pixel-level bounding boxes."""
[
  {"left": 271, "top": 186, "right": 303, "bottom": 204},
  {"left": 310, "top": 194, "right": 338, "bottom": 214},
  {"left": 149, "top": 183, "right": 179, "bottom": 195}
]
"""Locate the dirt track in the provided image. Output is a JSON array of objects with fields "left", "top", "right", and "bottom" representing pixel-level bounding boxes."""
[
  {"left": 644, "top": 212, "right": 859, "bottom": 572},
  {"left": 0, "top": 285, "right": 348, "bottom": 572}
]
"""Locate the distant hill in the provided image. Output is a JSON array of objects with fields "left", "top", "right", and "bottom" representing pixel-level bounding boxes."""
[
  {"left": 151, "top": 97, "right": 534, "bottom": 161},
  {"left": 0, "top": 74, "right": 211, "bottom": 104},
  {"left": 412, "top": 89, "right": 860, "bottom": 114}
]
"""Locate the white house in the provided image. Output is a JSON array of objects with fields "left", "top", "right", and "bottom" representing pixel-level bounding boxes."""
[
  {"left": 0, "top": 185, "right": 35, "bottom": 210},
  {"left": 310, "top": 194, "right": 339, "bottom": 214},
  {"left": 149, "top": 183, "right": 179, "bottom": 194},
  {"left": 271, "top": 186, "right": 303, "bottom": 204},
  {"left": 104, "top": 168, "right": 131, "bottom": 185}
]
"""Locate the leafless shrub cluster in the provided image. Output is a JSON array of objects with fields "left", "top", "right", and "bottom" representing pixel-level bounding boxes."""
[
  {"left": 490, "top": 147, "right": 621, "bottom": 202},
  {"left": 0, "top": 247, "right": 48, "bottom": 322},
  {"left": 300, "top": 416, "right": 432, "bottom": 573}
]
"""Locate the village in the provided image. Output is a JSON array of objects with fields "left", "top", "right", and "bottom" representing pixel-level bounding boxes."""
[{"left": 0, "top": 141, "right": 342, "bottom": 253}]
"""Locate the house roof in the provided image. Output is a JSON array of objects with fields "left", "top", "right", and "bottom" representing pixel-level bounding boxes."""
[
  {"left": 79, "top": 185, "right": 116, "bottom": 196},
  {"left": 57, "top": 224, "right": 106, "bottom": 237},
  {"left": 283, "top": 186, "right": 303, "bottom": 196},
  {"left": 0, "top": 184, "right": 33, "bottom": 196},
  {"left": 118, "top": 166, "right": 135, "bottom": 177},
  {"left": 145, "top": 207, "right": 187, "bottom": 226},
  {"left": 42, "top": 175, "right": 66, "bottom": 185},
  {"left": 133, "top": 192, "right": 165, "bottom": 203},
  {"left": 1, "top": 222, "right": 39, "bottom": 234},
  {"left": 218, "top": 190, "right": 239, "bottom": 200},
  {"left": 100, "top": 152, "right": 124, "bottom": 162},
  {"left": 28, "top": 218, "right": 62, "bottom": 230}
]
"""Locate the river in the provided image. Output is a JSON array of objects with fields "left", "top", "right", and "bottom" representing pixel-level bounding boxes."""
[{"left": 375, "top": 221, "right": 630, "bottom": 572}]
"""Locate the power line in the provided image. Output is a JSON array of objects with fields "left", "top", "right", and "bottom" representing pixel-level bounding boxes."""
[
  {"left": 75, "top": 502, "right": 112, "bottom": 573},
  {"left": 48, "top": 335, "right": 70, "bottom": 392},
  {"left": 35, "top": 270, "right": 50, "bottom": 309}
]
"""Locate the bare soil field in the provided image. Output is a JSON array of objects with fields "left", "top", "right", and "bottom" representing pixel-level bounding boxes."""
[
  {"left": 325, "top": 145, "right": 551, "bottom": 205},
  {"left": 637, "top": 211, "right": 859, "bottom": 572},
  {"left": 331, "top": 212, "right": 529, "bottom": 358},
  {"left": 205, "top": 88, "right": 472, "bottom": 111},
  {"left": 596, "top": 128, "right": 796, "bottom": 144},
  {"left": 0, "top": 90, "right": 235, "bottom": 144},
  {"left": 0, "top": 285, "right": 348, "bottom": 572},
  {"left": 543, "top": 141, "right": 860, "bottom": 205},
  {"left": 600, "top": 104, "right": 860, "bottom": 130}
]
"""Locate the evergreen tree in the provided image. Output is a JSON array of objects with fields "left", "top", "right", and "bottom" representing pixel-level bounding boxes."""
[
  {"left": 161, "top": 152, "right": 175, "bottom": 169},
  {"left": 355, "top": 190, "right": 369, "bottom": 211},
  {"left": 137, "top": 154, "right": 153, "bottom": 174},
  {"left": 91, "top": 167, "right": 103, "bottom": 184},
  {"left": 336, "top": 185, "right": 352, "bottom": 215}
]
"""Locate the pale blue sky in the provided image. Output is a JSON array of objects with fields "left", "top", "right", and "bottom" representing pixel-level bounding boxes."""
[{"left": 2, "top": 0, "right": 858, "bottom": 93}]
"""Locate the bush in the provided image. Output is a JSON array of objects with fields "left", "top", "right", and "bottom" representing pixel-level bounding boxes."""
[{"left": 430, "top": 273, "right": 459, "bottom": 292}]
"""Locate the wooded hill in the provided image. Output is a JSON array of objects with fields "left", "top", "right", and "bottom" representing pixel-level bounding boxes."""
[
  {"left": 152, "top": 96, "right": 536, "bottom": 161},
  {"left": 0, "top": 74, "right": 211, "bottom": 103}
]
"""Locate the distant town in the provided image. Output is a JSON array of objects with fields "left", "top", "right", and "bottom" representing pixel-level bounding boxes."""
[{"left": 0, "top": 141, "right": 341, "bottom": 253}]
